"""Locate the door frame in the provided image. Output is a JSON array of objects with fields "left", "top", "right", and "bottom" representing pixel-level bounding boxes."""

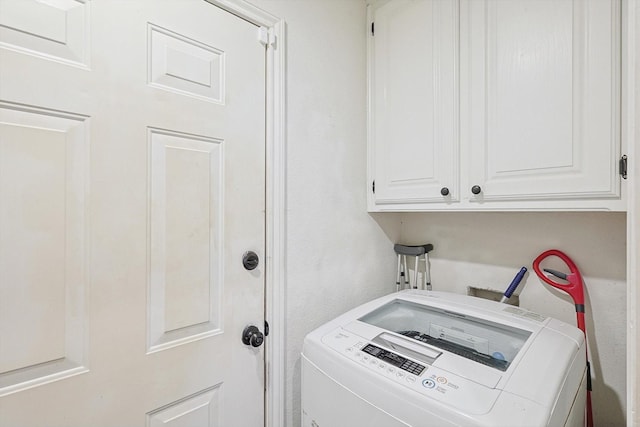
[
  {"left": 203, "top": 1, "right": 286, "bottom": 426},
  {"left": 201, "top": 2, "right": 640, "bottom": 426},
  {"left": 624, "top": 0, "right": 639, "bottom": 425}
]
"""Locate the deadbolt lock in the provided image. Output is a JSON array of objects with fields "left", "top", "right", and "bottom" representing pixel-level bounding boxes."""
[{"left": 242, "top": 251, "right": 259, "bottom": 270}]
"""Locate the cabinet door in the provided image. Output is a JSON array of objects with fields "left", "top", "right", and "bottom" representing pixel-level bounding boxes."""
[
  {"left": 370, "top": 0, "right": 458, "bottom": 205},
  {"left": 462, "top": 0, "right": 620, "bottom": 202}
]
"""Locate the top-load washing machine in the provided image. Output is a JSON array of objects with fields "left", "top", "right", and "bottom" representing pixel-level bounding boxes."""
[{"left": 302, "top": 290, "right": 587, "bottom": 426}]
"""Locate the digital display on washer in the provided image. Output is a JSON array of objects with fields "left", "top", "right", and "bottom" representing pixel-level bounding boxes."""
[{"left": 362, "top": 344, "right": 425, "bottom": 375}]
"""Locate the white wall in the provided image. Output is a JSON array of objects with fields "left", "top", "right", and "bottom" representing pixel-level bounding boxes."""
[
  {"left": 248, "top": 1, "right": 399, "bottom": 426},
  {"left": 246, "top": 2, "right": 630, "bottom": 426},
  {"left": 394, "top": 211, "right": 627, "bottom": 426}
]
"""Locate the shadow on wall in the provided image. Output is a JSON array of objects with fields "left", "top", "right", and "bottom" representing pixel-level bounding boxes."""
[
  {"left": 585, "top": 286, "right": 626, "bottom": 427},
  {"left": 388, "top": 211, "right": 626, "bottom": 280}
]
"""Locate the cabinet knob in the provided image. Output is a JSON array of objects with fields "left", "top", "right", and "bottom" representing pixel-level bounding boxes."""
[
  {"left": 471, "top": 185, "right": 482, "bottom": 195},
  {"left": 440, "top": 187, "right": 450, "bottom": 196}
]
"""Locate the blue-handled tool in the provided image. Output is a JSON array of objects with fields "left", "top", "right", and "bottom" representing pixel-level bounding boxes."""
[{"left": 500, "top": 267, "right": 527, "bottom": 303}]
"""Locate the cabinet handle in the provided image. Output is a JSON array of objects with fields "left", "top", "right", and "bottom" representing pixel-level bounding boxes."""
[
  {"left": 471, "top": 185, "right": 482, "bottom": 195},
  {"left": 440, "top": 187, "right": 450, "bottom": 196}
]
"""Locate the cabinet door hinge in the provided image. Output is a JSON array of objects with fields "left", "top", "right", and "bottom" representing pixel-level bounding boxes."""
[
  {"left": 372, "top": 180, "right": 375, "bottom": 194},
  {"left": 620, "top": 155, "right": 628, "bottom": 179},
  {"left": 371, "top": 22, "right": 375, "bottom": 36}
]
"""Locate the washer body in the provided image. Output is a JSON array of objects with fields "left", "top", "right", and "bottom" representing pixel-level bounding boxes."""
[{"left": 301, "top": 290, "right": 586, "bottom": 427}]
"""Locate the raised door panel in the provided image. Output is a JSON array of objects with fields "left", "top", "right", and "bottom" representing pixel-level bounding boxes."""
[
  {"left": 371, "top": 0, "right": 458, "bottom": 205},
  {"left": 147, "top": 128, "right": 223, "bottom": 353},
  {"left": 147, "top": 385, "right": 222, "bottom": 427},
  {"left": 0, "top": 0, "right": 90, "bottom": 68},
  {"left": 0, "top": 102, "right": 88, "bottom": 396},
  {"left": 463, "top": 0, "right": 620, "bottom": 202}
]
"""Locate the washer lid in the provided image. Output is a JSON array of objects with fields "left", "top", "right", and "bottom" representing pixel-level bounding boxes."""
[{"left": 358, "top": 299, "right": 532, "bottom": 373}]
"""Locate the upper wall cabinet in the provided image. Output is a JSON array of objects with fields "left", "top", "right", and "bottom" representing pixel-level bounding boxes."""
[{"left": 367, "top": 0, "right": 625, "bottom": 211}]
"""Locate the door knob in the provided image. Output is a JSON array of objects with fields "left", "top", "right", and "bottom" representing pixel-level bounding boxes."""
[
  {"left": 471, "top": 185, "right": 482, "bottom": 195},
  {"left": 242, "top": 325, "right": 264, "bottom": 347}
]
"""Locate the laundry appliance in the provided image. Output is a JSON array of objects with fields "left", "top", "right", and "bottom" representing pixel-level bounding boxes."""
[{"left": 301, "top": 290, "right": 587, "bottom": 426}]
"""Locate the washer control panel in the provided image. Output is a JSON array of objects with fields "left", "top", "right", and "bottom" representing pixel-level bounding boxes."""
[
  {"left": 321, "top": 327, "right": 503, "bottom": 414},
  {"left": 361, "top": 344, "right": 425, "bottom": 376}
]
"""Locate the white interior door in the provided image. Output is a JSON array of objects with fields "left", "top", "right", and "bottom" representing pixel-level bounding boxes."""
[{"left": 0, "top": 1, "right": 266, "bottom": 425}]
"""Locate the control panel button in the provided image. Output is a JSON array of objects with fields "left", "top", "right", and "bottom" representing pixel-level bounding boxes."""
[
  {"left": 422, "top": 378, "right": 436, "bottom": 389},
  {"left": 360, "top": 344, "right": 425, "bottom": 376}
]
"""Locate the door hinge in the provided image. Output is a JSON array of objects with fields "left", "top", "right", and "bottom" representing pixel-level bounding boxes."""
[
  {"left": 371, "top": 22, "right": 375, "bottom": 36},
  {"left": 372, "top": 180, "right": 375, "bottom": 194},
  {"left": 257, "top": 27, "right": 276, "bottom": 47},
  {"left": 620, "top": 155, "right": 628, "bottom": 179}
]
